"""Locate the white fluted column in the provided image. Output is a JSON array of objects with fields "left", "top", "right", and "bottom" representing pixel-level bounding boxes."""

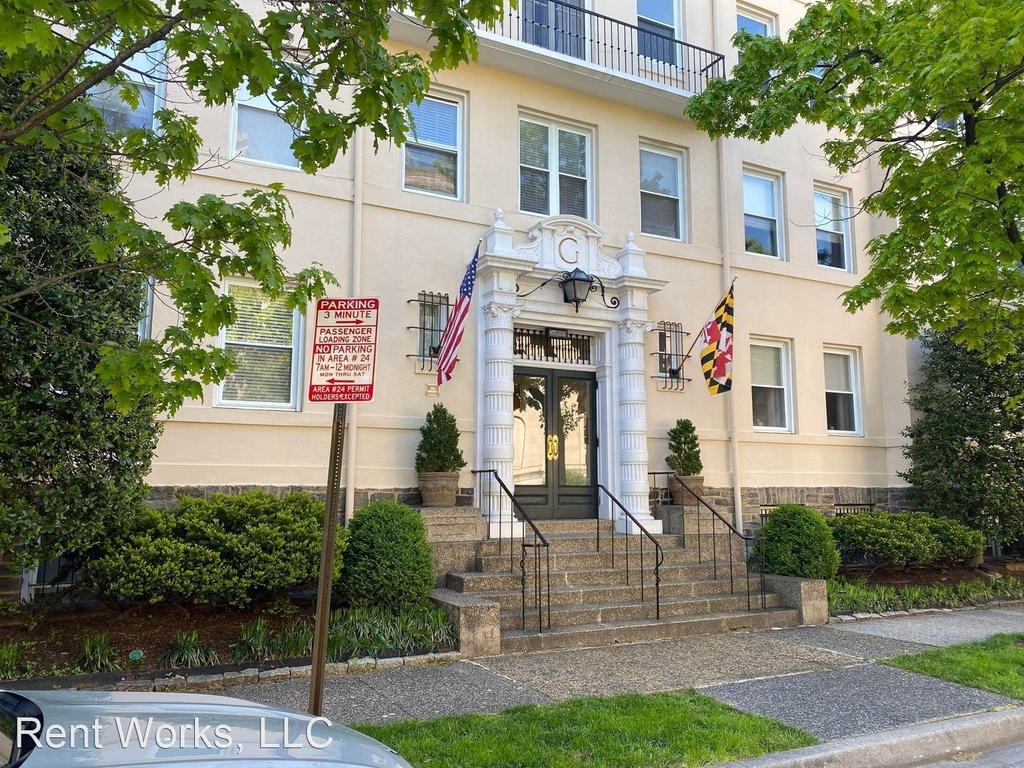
[
  {"left": 480, "top": 299, "right": 523, "bottom": 538},
  {"left": 617, "top": 318, "right": 662, "bottom": 534}
]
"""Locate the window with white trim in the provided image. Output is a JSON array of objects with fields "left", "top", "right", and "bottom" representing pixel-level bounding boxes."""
[
  {"left": 736, "top": 5, "right": 775, "bottom": 38},
  {"left": 217, "top": 283, "right": 302, "bottom": 409},
  {"left": 751, "top": 340, "right": 792, "bottom": 431},
  {"left": 815, "top": 188, "right": 851, "bottom": 270},
  {"left": 640, "top": 146, "right": 685, "bottom": 240},
  {"left": 824, "top": 348, "right": 860, "bottom": 434},
  {"left": 638, "top": 0, "right": 679, "bottom": 64},
  {"left": 404, "top": 95, "right": 462, "bottom": 199},
  {"left": 138, "top": 278, "right": 155, "bottom": 341},
  {"left": 743, "top": 170, "right": 783, "bottom": 258},
  {"left": 87, "top": 43, "right": 165, "bottom": 131},
  {"left": 519, "top": 117, "right": 591, "bottom": 219},
  {"left": 233, "top": 82, "right": 300, "bottom": 168}
]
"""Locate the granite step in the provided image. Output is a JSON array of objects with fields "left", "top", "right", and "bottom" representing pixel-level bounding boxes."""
[
  {"left": 499, "top": 607, "right": 801, "bottom": 653},
  {"left": 448, "top": 561, "right": 750, "bottom": 592}
]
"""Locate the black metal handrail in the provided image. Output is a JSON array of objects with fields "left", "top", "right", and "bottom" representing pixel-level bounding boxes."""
[
  {"left": 596, "top": 484, "right": 663, "bottom": 619},
  {"left": 477, "top": 0, "right": 726, "bottom": 95},
  {"left": 649, "top": 471, "right": 766, "bottom": 612},
  {"left": 472, "top": 469, "right": 551, "bottom": 632}
]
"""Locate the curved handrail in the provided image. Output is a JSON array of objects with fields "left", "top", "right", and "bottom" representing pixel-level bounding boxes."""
[
  {"left": 597, "top": 484, "right": 664, "bottom": 619},
  {"left": 471, "top": 469, "right": 551, "bottom": 632},
  {"left": 649, "top": 471, "right": 766, "bottom": 612}
]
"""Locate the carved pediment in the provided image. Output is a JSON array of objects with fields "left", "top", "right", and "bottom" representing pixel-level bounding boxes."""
[{"left": 510, "top": 215, "right": 624, "bottom": 279}]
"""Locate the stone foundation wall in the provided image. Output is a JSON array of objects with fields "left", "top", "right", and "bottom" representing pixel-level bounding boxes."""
[
  {"left": 649, "top": 485, "right": 916, "bottom": 530},
  {"left": 147, "top": 485, "right": 476, "bottom": 511}
]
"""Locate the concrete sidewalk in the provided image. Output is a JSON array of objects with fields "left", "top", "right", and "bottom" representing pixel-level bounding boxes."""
[{"left": 221, "top": 603, "right": 1024, "bottom": 765}]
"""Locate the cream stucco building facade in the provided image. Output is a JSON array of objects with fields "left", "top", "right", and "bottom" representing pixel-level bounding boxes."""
[{"left": 142, "top": 0, "right": 915, "bottom": 532}]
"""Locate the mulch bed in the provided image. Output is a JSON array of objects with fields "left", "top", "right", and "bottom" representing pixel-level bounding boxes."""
[
  {"left": 1, "top": 603, "right": 315, "bottom": 676},
  {"left": 838, "top": 564, "right": 990, "bottom": 588}
]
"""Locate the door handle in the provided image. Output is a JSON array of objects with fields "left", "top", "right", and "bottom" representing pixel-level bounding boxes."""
[{"left": 547, "top": 434, "right": 559, "bottom": 461}]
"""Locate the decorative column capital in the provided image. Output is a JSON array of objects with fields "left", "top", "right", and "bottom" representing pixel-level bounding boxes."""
[
  {"left": 617, "top": 319, "right": 651, "bottom": 344},
  {"left": 482, "top": 301, "right": 521, "bottom": 330}
]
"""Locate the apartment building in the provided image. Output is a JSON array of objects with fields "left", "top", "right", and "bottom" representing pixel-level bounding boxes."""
[{"left": 136, "top": 0, "right": 914, "bottom": 532}]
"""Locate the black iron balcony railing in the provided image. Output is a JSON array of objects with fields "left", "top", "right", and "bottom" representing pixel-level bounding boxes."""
[{"left": 478, "top": 0, "right": 726, "bottom": 95}]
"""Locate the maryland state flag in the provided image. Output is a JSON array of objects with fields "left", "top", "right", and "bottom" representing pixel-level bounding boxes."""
[{"left": 698, "top": 282, "right": 735, "bottom": 395}]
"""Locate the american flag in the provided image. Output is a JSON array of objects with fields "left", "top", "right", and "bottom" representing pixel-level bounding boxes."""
[{"left": 436, "top": 246, "right": 479, "bottom": 386}]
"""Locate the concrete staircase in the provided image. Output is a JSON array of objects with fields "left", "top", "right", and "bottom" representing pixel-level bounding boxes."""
[{"left": 444, "top": 515, "right": 800, "bottom": 653}]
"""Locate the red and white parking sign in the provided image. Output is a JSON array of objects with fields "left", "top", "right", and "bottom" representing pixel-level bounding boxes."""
[{"left": 307, "top": 298, "right": 379, "bottom": 403}]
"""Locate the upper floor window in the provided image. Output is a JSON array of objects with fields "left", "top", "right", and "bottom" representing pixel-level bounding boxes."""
[
  {"left": 824, "top": 348, "right": 860, "bottom": 434},
  {"left": 86, "top": 43, "right": 165, "bottom": 131},
  {"left": 736, "top": 4, "right": 776, "bottom": 37},
  {"left": 232, "top": 82, "right": 300, "bottom": 168},
  {"left": 751, "top": 339, "right": 793, "bottom": 432},
  {"left": 640, "top": 146, "right": 685, "bottom": 240},
  {"left": 638, "top": 0, "right": 679, "bottom": 64},
  {"left": 217, "top": 283, "right": 302, "bottom": 409},
  {"left": 519, "top": 117, "right": 591, "bottom": 219},
  {"left": 743, "top": 169, "right": 784, "bottom": 258},
  {"left": 815, "top": 188, "right": 851, "bottom": 270},
  {"left": 404, "top": 95, "right": 462, "bottom": 199}
]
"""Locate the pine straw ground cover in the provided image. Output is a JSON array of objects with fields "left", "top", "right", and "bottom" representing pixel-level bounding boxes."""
[{"left": 356, "top": 691, "right": 815, "bottom": 768}]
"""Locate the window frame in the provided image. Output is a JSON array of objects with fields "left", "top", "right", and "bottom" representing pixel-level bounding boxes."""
[
  {"left": 402, "top": 93, "right": 465, "bottom": 201},
  {"left": 637, "top": 0, "right": 680, "bottom": 65},
  {"left": 823, "top": 347, "right": 862, "bottom": 435},
  {"left": 743, "top": 168, "right": 785, "bottom": 259},
  {"left": 639, "top": 144, "right": 687, "bottom": 241},
  {"left": 750, "top": 338, "right": 793, "bottom": 433},
  {"left": 735, "top": 3, "right": 777, "bottom": 38},
  {"left": 86, "top": 42, "right": 166, "bottom": 132},
  {"left": 230, "top": 82, "right": 302, "bottom": 171},
  {"left": 814, "top": 186, "right": 853, "bottom": 271},
  {"left": 215, "top": 281, "right": 304, "bottom": 411},
  {"left": 518, "top": 115, "right": 593, "bottom": 220}
]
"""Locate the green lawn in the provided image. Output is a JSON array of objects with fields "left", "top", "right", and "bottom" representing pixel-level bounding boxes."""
[
  {"left": 355, "top": 690, "right": 816, "bottom": 768},
  {"left": 884, "top": 633, "right": 1024, "bottom": 700}
]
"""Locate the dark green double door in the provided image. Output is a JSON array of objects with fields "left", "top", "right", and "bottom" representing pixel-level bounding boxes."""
[{"left": 512, "top": 367, "right": 597, "bottom": 519}]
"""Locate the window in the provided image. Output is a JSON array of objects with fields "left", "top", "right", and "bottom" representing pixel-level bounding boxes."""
[
  {"left": 217, "top": 283, "right": 302, "bottom": 408},
  {"left": 638, "top": 0, "right": 678, "bottom": 64},
  {"left": 743, "top": 170, "right": 783, "bottom": 257},
  {"left": 233, "top": 82, "right": 300, "bottom": 168},
  {"left": 86, "top": 43, "right": 165, "bottom": 131},
  {"left": 751, "top": 340, "right": 792, "bottom": 431},
  {"left": 407, "top": 291, "right": 451, "bottom": 372},
  {"left": 404, "top": 95, "right": 462, "bottom": 199},
  {"left": 736, "top": 5, "right": 775, "bottom": 37},
  {"left": 640, "top": 147, "right": 685, "bottom": 239},
  {"left": 519, "top": 117, "right": 590, "bottom": 219},
  {"left": 824, "top": 349, "right": 860, "bottom": 433},
  {"left": 138, "top": 278, "right": 155, "bottom": 341},
  {"left": 815, "top": 188, "right": 851, "bottom": 270}
]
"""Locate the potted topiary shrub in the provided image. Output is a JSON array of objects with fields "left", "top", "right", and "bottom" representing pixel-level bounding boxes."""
[
  {"left": 666, "top": 418, "right": 703, "bottom": 504},
  {"left": 415, "top": 403, "right": 467, "bottom": 507}
]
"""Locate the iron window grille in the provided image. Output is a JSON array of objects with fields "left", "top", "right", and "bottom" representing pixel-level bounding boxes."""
[
  {"left": 650, "top": 321, "right": 690, "bottom": 391},
  {"left": 513, "top": 326, "right": 592, "bottom": 364},
  {"left": 407, "top": 291, "right": 451, "bottom": 372}
]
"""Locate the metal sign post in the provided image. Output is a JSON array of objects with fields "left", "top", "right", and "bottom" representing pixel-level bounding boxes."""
[{"left": 307, "top": 298, "right": 378, "bottom": 716}]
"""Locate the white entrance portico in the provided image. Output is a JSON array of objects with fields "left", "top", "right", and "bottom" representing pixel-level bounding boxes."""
[{"left": 474, "top": 210, "right": 667, "bottom": 536}]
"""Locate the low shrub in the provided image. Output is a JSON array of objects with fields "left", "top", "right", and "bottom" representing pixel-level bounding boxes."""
[
  {"left": 79, "top": 633, "right": 120, "bottom": 673},
  {"left": 751, "top": 504, "right": 839, "bottom": 580},
  {"left": 327, "top": 605, "right": 456, "bottom": 661},
  {"left": 81, "top": 491, "right": 345, "bottom": 608},
  {"left": 340, "top": 500, "right": 435, "bottom": 609},
  {"left": 272, "top": 620, "right": 314, "bottom": 658},
  {"left": 0, "top": 641, "right": 29, "bottom": 680},
  {"left": 160, "top": 630, "right": 219, "bottom": 669},
  {"left": 828, "top": 512, "right": 983, "bottom": 567},
  {"left": 828, "top": 576, "right": 1024, "bottom": 616},
  {"left": 231, "top": 618, "right": 273, "bottom": 664}
]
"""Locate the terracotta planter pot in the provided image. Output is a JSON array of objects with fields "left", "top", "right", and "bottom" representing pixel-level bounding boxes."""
[
  {"left": 668, "top": 474, "right": 704, "bottom": 504},
  {"left": 418, "top": 472, "right": 460, "bottom": 507}
]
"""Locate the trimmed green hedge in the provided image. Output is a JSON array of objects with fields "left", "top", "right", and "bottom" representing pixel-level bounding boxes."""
[
  {"left": 828, "top": 512, "right": 984, "bottom": 567},
  {"left": 81, "top": 491, "right": 342, "bottom": 608},
  {"left": 752, "top": 504, "right": 839, "bottom": 580},
  {"left": 340, "top": 500, "right": 435, "bottom": 608}
]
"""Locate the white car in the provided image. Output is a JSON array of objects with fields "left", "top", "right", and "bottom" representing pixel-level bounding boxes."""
[{"left": 0, "top": 689, "right": 412, "bottom": 768}]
